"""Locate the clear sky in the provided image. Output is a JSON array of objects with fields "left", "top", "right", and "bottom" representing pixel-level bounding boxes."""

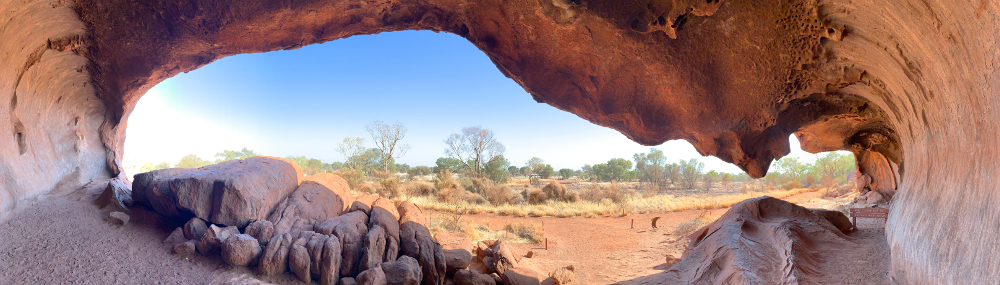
[{"left": 124, "top": 30, "right": 817, "bottom": 174}]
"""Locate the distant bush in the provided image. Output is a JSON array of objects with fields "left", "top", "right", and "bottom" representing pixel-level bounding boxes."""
[
  {"left": 433, "top": 170, "right": 461, "bottom": 194},
  {"left": 542, "top": 182, "right": 567, "bottom": 201},
  {"left": 820, "top": 184, "right": 854, "bottom": 198},
  {"left": 525, "top": 188, "right": 547, "bottom": 205},
  {"left": 378, "top": 177, "right": 401, "bottom": 198},
  {"left": 476, "top": 179, "right": 522, "bottom": 205},
  {"left": 359, "top": 183, "right": 376, "bottom": 194},
  {"left": 580, "top": 182, "right": 626, "bottom": 204},
  {"left": 781, "top": 180, "right": 801, "bottom": 190},
  {"left": 402, "top": 180, "right": 435, "bottom": 196},
  {"left": 407, "top": 166, "right": 433, "bottom": 177}
]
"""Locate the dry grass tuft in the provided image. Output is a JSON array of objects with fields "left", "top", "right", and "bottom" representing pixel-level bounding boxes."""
[
  {"left": 501, "top": 222, "right": 544, "bottom": 243},
  {"left": 402, "top": 180, "right": 436, "bottom": 197},
  {"left": 674, "top": 211, "right": 720, "bottom": 236}
]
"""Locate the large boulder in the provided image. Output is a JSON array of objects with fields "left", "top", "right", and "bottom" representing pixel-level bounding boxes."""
[
  {"left": 132, "top": 168, "right": 192, "bottom": 208},
  {"left": 382, "top": 255, "right": 423, "bottom": 285},
  {"left": 307, "top": 233, "right": 328, "bottom": 279},
  {"left": 290, "top": 237, "right": 312, "bottom": 282},
  {"left": 549, "top": 266, "right": 574, "bottom": 285},
  {"left": 138, "top": 157, "right": 302, "bottom": 227},
  {"left": 399, "top": 204, "right": 447, "bottom": 285},
  {"left": 222, "top": 234, "right": 262, "bottom": 266},
  {"left": 370, "top": 198, "right": 400, "bottom": 263},
  {"left": 333, "top": 216, "right": 369, "bottom": 277},
  {"left": 267, "top": 173, "right": 351, "bottom": 235},
  {"left": 196, "top": 224, "right": 239, "bottom": 255},
  {"left": 183, "top": 217, "right": 208, "bottom": 240},
  {"left": 490, "top": 240, "right": 518, "bottom": 275},
  {"left": 259, "top": 233, "right": 294, "bottom": 276}
]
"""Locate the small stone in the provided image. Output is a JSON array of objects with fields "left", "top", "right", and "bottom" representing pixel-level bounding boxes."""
[
  {"left": 244, "top": 220, "right": 274, "bottom": 246},
  {"left": 163, "top": 227, "right": 187, "bottom": 245},
  {"left": 196, "top": 224, "right": 239, "bottom": 255},
  {"left": 525, "top": 251, "right": 534, "bottom": 258},
  {"left": 357, "top": 265, "right": 387, "bottom": 285},
  {"left": 340, "top": 277, "right": 359, "bottom": 285},
  {"left": 108, "top": 211, "right": 130, "bottom": 226},
  {"left": 183, "top": 217, "right": 209, "bottom": 240},
  {"left": 549, "top": 266, "right": 574, "bottom": 285},
  {"left": 171, "top": 240, "right": 197, "bottom": 255},
  {"left": 381, "top": 255, "right": 422, "bottom": 285}
]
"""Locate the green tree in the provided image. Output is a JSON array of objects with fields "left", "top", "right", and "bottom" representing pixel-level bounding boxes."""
[
  {"left": 539, "top": 164, "right": 555, "bottom": 179},
  {"left": 507, "top": 166, "right": 520, "bottom": 176},
  {"left": 679, "top": 158, "right": 704, "bottom": 189},
  {"left": 773, "top": 156, "right": 806, "bottom": 181},
  {"left": 214, "top": 147, "right": 259, "bottom": 163},
  {"left": 482, "top": 155, "right": 511, "bottom": 183},
  {"left": 703, "top": 170, "right": 719, "bottom": 191},
  {"left": 177, "top": 154, "right": 211, "bottom": 168},
  {"left": 434, "top": 157, "right": 464, "bottom": 174},
  {"left": 395, "top": 163, "right": 410, "bottom": 174},
  {"left": 559, "top": 168, "right": 574, "bottom": 179},
  {"left": 590, "top": 158, "right": 634, "bottom": 181},
  {"left": 407, "top": 166, "right": 433, "bottom": 177}
]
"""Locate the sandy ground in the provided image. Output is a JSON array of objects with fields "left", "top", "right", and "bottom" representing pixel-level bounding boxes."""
[{"left": 0, "top": 186, "right": 888, "bottom": 284}]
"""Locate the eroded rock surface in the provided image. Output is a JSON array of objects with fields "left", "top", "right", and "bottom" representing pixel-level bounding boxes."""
[{"left": 1, "top": 0, "right": 999, "bottom": 283}]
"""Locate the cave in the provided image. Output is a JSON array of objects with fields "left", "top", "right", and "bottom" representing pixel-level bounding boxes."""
[{"left": 0, "top": 0, "right": 996, "bottom": 283}]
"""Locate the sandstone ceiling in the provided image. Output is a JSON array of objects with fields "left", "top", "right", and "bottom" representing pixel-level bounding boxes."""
[{"left": 1, "top": 0, "right": 998, "bottom": 283}]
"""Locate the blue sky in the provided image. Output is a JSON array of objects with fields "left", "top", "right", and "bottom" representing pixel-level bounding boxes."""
[{"left": 124, "top": 30, "right": 816, "bottom": 173}]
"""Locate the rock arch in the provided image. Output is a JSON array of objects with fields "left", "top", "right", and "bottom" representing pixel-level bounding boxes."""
[{"left": 1, "top": 0, "right": 997, "bottom": 283}]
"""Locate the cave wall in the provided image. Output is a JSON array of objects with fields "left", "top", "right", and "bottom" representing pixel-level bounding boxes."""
[{"left": 0, "top": 0, "right": 998, "bottom": 283}]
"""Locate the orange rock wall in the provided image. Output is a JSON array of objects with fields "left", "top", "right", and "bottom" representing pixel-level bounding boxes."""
[{"left": 0, "top": 0, "right": 998, "bottom": 283}]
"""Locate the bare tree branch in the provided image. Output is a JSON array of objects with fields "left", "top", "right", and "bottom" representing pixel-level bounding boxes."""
[{"left": 367, "top": 120, "right": 410, "bottom": 172}]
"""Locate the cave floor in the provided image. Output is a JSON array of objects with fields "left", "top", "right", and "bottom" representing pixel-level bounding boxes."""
[{"left": 0, "top": 185, "right": 889, "bottom": 285}]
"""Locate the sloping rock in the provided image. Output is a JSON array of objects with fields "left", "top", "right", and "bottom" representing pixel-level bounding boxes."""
[
  {"left": 315, "top": 211, "right": 368, "bottom": 235},
  {"left": 307, "top": 233, "right": 328, "bottom": 279},
  {"left": 490, "top": 240, "right": 518, "bottom": 275},
  {"left": 662, "top": 197, "right": 855, "bottom": 284},
  {"left": 370, "top": 198, "right": 400, "bottom": 263},
  {"left": 350, "top": 201, "right": 372, "bottom": 215},
  {"left": 132, "top": 168, "right": 192, "bottom": 208},
  {"left": 382, "top": 255, "right": 422, "bottom": 285},
  {"left": 140, "top": 157, "right": 302, "bottom": 227},
  {"left": 267, "top": 173, "right": 351, "bottom": 235},
  {"left": 332, "top": 216, "right": 369, "bottom": 277},
  {"left": 222, "top": 234, "right": 262, "bottom": 266}
]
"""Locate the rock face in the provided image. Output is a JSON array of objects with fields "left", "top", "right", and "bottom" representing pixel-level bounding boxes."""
[
  {"left": 661, "top": 197, "right": 855, "bottom": 284},
  {"left": 132, "top": 157, "right": 301, "bottom": 227},
  {"left": 3, "top": 0, "right": 1000, "bottom": 283}
]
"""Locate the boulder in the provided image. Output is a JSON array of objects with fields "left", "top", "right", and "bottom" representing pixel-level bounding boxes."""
[
  {"left": 183, "top": 217, "right": 209, "bottom": 240},
  {"left": 811, "top": 209, "right": 855, "bottom": 233},
  {"left": 320, "top": 235, "right": 343, "bottom": 285},
  {"left": 244, "top": 220, "right": 275, "bottom": 246},
  {"left": 332, "top": 218, "right": 369, "bottom": 277},
  {"left": 549, "top": 266, "right": 574, "bottom": 285},
  {"left": 171, "top": 240, "right": 197, "bottom": 255},
  {"left": 290, "top": 237, "right": 312, "bottom": 282},
  {"left": 267, "top": 173, "right": 351, "bottom": 235},
  {"left": 357, "top": 265, "right": 387, "bottom": 285},
  {"left": 454, "top": 270, "right": 496, "bottom": 285},
  {"left": 259, "top": 233, "right": 294, "bottom": 276},
  {"left": 132, "top": 168, "right": 191, "bottom": 208},
  {"left": 400, "top": 205, "right": 447, "bottom": 285},
  {"left": 382, "top": 255, "right": 423, "bottom": 285},
  {"left": 222, "top": 234, "right": 263, "bottom": 266},
  {"left": 864, "top": 190, "right": 886, "bottom": 204},
  {"left": 96, "top": 178, "right": 132, "bottom": 211},
  {"left": 107, "top": 211, "right": 130, "bottom": 225},
  {"left": 196, "top": 224, "right": 239, "bottom": 255},
  {"left": 474, "top": 241, "right": 494, "bottom": 262},
  {"left": 141, "top": 157, "right": 302, "bottom": 227},
  {"left": 434, "top": 232, "right": 471, "bottom": 251},
  {"left": 307, "top": 233, "right": 328, "bottom": 279},
  {"left": 341, "top": 277, "right": 359, "bottom": 285},
  {"left": 361, "top": 226, "right": 387, "bottom": 272},
  {"left": 490, "top": 240, "right": 518, "bottom": 275},
  {"left": 370, "top": 198, "right": 400, "bottom": 262},
  {"left": 350, "top": 201, "right": 372, "bottom": 215},
  {"left": 397, "top": 202, "right": 427, "bottom": 227},
  {"left": 500, "top": 267, "right": 541, "bottom": 285},
  {"left": 483, "top": 257, "right": 495, "bottom": 274},
  {"left": 445, "top": 249, "right": 473, "bottom": 275},
  {"left": 163, "top": 227, "right": 187, "bottom": 245},
  {"left": 315, "top": 211, "right": 368, "bottom": 235}
]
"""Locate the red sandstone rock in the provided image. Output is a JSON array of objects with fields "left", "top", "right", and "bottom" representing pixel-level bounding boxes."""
[
  {"left": 382, "top": 255, "right": 423, "bottom": 285},
  {"left": 222, "top": 234, "right": 262, "bottom": 266},
  {"left": 259, "top": 233, "right": 294, "bottom": 276},
  {"left": 244, "top": 220, "right": 274, "bottom": 246},
  {"left": 268, "top": 173, "right": 351, "bottom": 234},
  {"left": 434, "top": 232, "right": 471, "bottom": 251},
  {"left": 454, "top": 270, "right": 496, "bottom": 285},
  {"left": 183, "top": 217, "right": 208, "bottom": 241}
]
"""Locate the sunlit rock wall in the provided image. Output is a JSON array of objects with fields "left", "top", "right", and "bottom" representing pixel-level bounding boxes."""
[{"left": 0, "top": 0, "right": 997, "bottom": 283}]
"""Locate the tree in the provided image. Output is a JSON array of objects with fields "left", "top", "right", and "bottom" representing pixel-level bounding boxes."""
[
  {"left": 215, "top": 147, "right": 259, "bottom": 163},
  {"left": 590, "top": 158, "right": 634, "bottom": 181},
  {"left": 482, "top": 155, "right": 511, "bottom": 183},
  {"left": 395, "top": 163, "right": 410, "bottom": 174},
  {"left": 720, "top": 173, "right": 733, "bottom": 189},
  {"left": 525, "top": 157, "right": 545, "bottom": 175},
  {"left": 678, "top": 158, "right": 704, "bottom": 189},
  {"left": 444, "top": 126, "right": 505, "bottom": 178},
  {"left": 539, "top": 164, "right": 555, "bottom": 179},
  {"left": 177, "top": 154, "right": 211, "bottom": 168},
  {"left": 559, "top": 168, "right": 574, "bottom": 179},
  {"left": 286, "top": 156, "right": 325, "bottom": 175},
  {"left": 507, "top": 166, "right": 520, "bottom": 176},
  {"left": 703, "top": 170, "right": 719, "bottom": 191},
  {"left": 634, "top": 148, "right": 667, "bottom": 186},
  {"left": 408, "top": 166, "right": 433, "bottom": 177},
  {"left": 337, "top": 137, "right": 367, "bottom": 170},
  {"left": 665, "top": 163, "right": 680, "bottom": 185},
  {"left": 773, "top": 156, "right": 806, "bottom": 181},
  {"left": 367, "top": 120, "right": 411, "bottom": 172},
  {"left": 434, "top": 157, "right": 464, "bottom": 173}
]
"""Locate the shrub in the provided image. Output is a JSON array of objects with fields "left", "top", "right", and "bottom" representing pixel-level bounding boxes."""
[
  {"left": 502, "top": 222, "right": 544, "bottom": 243},
  {"left": 478, "top": 179, "right": 521, "bottom": 205},
  {"left": 336, "top": 168, "right": 366, "bottom": 190},
  {"left": 526, "top": 188, "right": 547, "bottom": 205},
  {"left": 781, "top": 180, "right": 801, "bottom": 190},
  {"left": 565, "top": 191, "right": 581, "bottom": 202},
  {"left": 542, "top": 182, "right": 567, "bottom": 201},
  {"left": 378, "top": 177, "right": 401, "bottom": 198},
  {"left": 641, "top": 183, "right": 659, "bottom": 198},
  {"left": 674, "top": 211, "right": 720, "bottom": 236},
  {"left": 433, "top": 170, "right": 461, "bottom": 193},
  {"left": 359, "top": 183, "right": 376, "bottom": 194},
  {"left": 402, "top": 180, "right": 435, "bottom": 196}
]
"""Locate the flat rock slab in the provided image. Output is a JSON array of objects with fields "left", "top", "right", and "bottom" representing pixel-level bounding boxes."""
[{"left": 136, "top": 157, "right": 301, "bottom": 227}]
